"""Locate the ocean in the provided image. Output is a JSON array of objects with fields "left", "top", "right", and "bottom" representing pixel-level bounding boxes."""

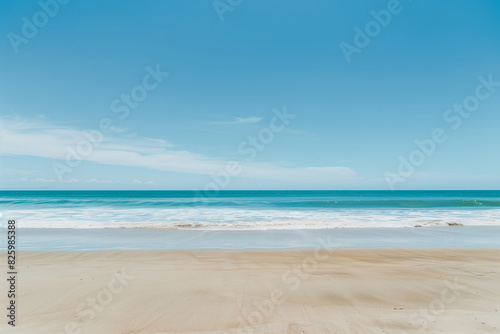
[{"left": 1, "top": 190, "right": 499, "bottom": 229}]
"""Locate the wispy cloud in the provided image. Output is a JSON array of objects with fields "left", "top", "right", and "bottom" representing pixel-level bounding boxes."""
[
  {"left": 213, "top": 116, "right": 263, "bottom": 124},
  {"left": 0, "top": 116, "right": 358, "bottom": 184},
  {"left": 10, "top": 177, "right": 80, "bottom": 183},
  {"left": 34, "top": 178, "right": 55, "bottom": 182},
  {"left": 85, "top": 179, "right": 120, "bottom": 184},
  {"left": 132, "top": 179, "right": 156, "bottom": 185}
]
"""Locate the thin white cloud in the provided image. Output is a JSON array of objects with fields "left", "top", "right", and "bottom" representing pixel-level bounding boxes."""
[
  {"left": 0, "top": 117, "right": 358, "bottom": 183},
  {"left": 13, "top": 178, "right": 56, "bottom": 183},
  {"left": 213, "top": 117, "right": 263, "bottom": 124},
  {"left": 85, "top": 179, "right": 118, "bottom": 184},
  {"left": 34, "top": 178, "right": 56, "bottom": 182},
  {"left": 109, "top": 126, "right": 128, "bottom": 133},
  {"left": 132, "top": 180, "right": 156, "bottom": 185}
]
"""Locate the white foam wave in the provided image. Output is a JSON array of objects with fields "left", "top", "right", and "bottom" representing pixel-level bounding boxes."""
[{"left": 5, "top": 207, "right": 500, "bottom": 230}]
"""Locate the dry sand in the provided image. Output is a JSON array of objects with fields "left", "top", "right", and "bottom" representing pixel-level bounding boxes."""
[{"left": 1, "top": 248, "right": 499, "bottom": 333}]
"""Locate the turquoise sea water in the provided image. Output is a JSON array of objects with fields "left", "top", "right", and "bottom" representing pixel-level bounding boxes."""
[{"left": 1, "top": 190, "right": 499, "bottom": 229}]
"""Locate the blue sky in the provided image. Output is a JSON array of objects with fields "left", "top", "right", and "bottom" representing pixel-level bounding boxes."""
[{"left": 0, "top": 0, "right": 499, "bottom": 190}]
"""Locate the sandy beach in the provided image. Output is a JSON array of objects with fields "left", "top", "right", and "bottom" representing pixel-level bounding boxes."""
[{"left": 1, "top": 248, "right": 498, "bottom": 333}]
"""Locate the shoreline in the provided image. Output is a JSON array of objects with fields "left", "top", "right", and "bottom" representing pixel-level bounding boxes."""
[
  {"left": 3, "top": 226, "right": 500, "bottom": 251},
  {"left": 2, "top": 248, "right": 499, "bottom": 333}
]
